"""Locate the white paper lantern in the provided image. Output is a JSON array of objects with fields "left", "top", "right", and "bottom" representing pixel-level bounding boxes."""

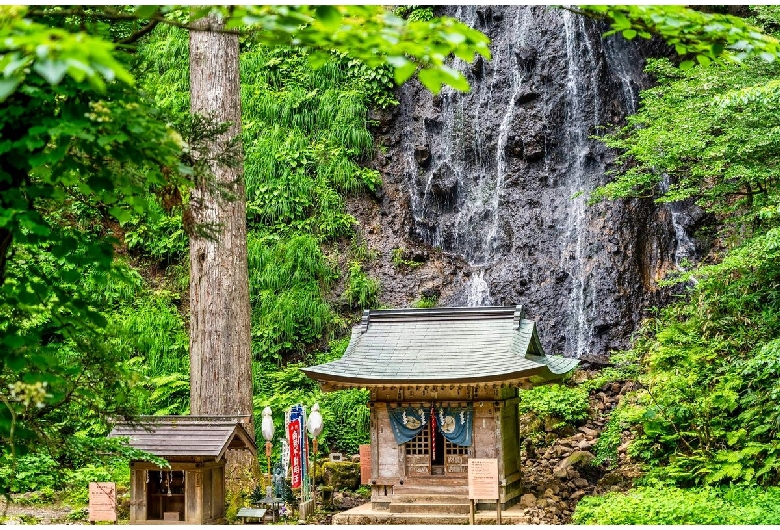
[
  {"left": 261, "top": 406, "right": 275, "bottom": 442},
  {"left": 307, "top": 403, "right": 324, "bottom": 438}
]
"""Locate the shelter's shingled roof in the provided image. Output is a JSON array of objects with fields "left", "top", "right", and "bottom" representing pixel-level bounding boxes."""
[
  {"left": 109, "top": 415, "right": 257, "bottom": 460},
  {"left": 302, "top": 306, "right": 579, "bottom": 386}
]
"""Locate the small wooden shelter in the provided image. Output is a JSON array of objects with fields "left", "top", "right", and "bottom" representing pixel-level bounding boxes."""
[
  {"left": 302, "top": 306, "right": 578, "bottom": 511},
  {"left": 109, "top": 415, "right": 256, "bottom": 524}
]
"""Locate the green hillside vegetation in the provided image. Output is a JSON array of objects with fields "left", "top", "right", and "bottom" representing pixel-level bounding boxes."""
[
  {"left": 573, "top": 5, "right": 780, "bottom": 524},
  {"left": 132, "top": 25, "right": 390, "bottom": 450}
]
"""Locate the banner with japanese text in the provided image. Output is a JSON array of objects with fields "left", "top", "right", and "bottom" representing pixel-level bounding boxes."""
[{"left": 288, "top": 415, "right": 302, "bottom": 488}]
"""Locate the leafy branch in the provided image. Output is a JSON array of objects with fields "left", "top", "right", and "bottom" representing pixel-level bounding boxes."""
[{"left": 572, "top": 5, "right": 779, "bottom": 68}]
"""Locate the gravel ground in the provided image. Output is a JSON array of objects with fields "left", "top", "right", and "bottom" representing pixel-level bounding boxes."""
[{"left": 1, "top": 500, "right": 79, "bottom": 525}]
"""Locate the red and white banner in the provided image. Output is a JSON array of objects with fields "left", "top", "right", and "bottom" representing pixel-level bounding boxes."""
[{"left": 288, "top": 418, "right": 302, "bottom": 488}]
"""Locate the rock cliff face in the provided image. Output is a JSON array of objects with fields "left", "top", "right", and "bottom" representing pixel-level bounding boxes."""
[{"left": 351, "top": 5, "right": 691, "bottom": 361}]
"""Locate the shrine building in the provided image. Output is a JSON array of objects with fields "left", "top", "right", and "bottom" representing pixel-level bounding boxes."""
[
  {"left": 109, "top": 415, "right": 256, "bottom": 524},
  {"left": 302, "top": 305, "right": 579, "bottom": 512}
]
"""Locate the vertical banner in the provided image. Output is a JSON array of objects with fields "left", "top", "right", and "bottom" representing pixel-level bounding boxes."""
[
  {"left": 288, "top": 411, "right": 302, "bottom": 488},
  {"left": 288, "top": 404, "right": 309, "bottom": 496},
  {"left": 430, "top": 404, "right": 437, "bottom": 461}
]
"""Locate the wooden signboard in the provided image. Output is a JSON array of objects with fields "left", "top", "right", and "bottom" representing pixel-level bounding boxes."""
[
  {"left": 468, "top": 458, "right": 498, "bottom": 500},
  {"left": 89, "top": 482, "right": 117, "bottom": 522},
  {"left": 359, "top": 444, "right": 371, "bottom": 485},
  {"left": 468, "top": 459, "right": 500, "bottom": 525}
]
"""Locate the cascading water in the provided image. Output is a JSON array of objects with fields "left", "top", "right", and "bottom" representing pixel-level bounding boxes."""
[
  {"left": 660, "top": 174, "right": 699, "bottom": 274},
  {"left": 560, "top": 9, "right": 598, "bottom": 358},
  {"left": 466, "top": 270, "right": 493, "bottom": 306},
  {"left": 365, "top": 5, "right": 687, "bottom": 360},
  {"left": 408, "top": 7, "right": 531, "bottom": 269}
]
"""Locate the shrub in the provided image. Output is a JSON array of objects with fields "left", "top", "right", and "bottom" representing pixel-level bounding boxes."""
[
  {"left": 411, "top": 295, "right": 438, "bottom": 308},
  {"left": 0, "top": 452, "right": 58, "bottom": 493},
  {"left": 593, "top": 402, "right": 645, "bottom": 467},
  {"left": 518, "top": 384, "right": 590, "bottom": 427},
  {"left": 61, "top": 464, "right": 115, "bottom": 505}
]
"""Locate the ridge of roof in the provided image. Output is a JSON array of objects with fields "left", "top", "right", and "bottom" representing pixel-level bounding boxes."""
[{"left": 362, "top": 305, "right": 520, "bottom": 324}]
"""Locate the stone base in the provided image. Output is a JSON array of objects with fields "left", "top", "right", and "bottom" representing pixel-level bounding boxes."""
[{"left": 332, "top": 501, "right": 534, "bottom": 525}]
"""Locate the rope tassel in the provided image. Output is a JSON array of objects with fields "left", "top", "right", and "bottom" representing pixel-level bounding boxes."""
[{"left": 430, "top": 403, "right": 436, "bottom": 461}]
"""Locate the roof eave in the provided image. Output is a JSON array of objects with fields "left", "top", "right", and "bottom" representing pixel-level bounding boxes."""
[
  {"left": 218, "top": 425, "right": 257, "bottom": 461},
  {"left": 302, "top": 365, "right": 571, "bottom": 388}
]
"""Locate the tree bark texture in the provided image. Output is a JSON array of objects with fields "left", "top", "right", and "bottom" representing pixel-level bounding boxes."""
[{"left": 188, "top": 13, "right": 254, "bottom": 437}]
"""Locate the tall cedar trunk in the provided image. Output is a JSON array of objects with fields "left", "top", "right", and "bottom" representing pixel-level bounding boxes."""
[{"left": 189, "top": 13, "right": 256, "bottom": 485}]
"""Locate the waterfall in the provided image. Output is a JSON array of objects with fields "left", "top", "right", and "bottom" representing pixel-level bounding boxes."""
[
  {"left": 603, "top": 33, "right": 643, "bottom": 115},
  {"left": 660, "top": 174, "right": 699, "bottom": 273},
  {"left": 465, "top": 270, "right": 493, "bottom": 306},
  {"left": 378, "top": 6, "right": 680, "bottom": 359},
  {"left": 560, "top": 9, "right": 591, "bottom": 358},
  {"left": 405, "top": 6, "right": 532, "bottom": 273}
]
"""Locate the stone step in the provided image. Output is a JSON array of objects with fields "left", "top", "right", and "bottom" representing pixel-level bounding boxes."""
[
  {"left": 390, "top": 494, "right": 469, "bottom": 505},
  {"left": 392, "top": 484, "right": 468, "bottom": 496},
  {"left": 399, "top": 477, "right": 468, "bottom": 486},
  {"left": 388, "top": 502, "right": 471, "bottom": 515}
]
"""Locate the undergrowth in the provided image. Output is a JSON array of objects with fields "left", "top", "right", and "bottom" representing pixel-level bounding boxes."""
[
  {"left": 573, "top": 485, "right": 780, "bottom": 524},
  {"left": 518, "top": 383, "right": 591, "bottom": 429}
]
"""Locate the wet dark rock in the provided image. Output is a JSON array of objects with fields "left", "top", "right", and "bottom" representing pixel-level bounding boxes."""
[
  {"left": 514, "top": 46, "right": 537, "bottom": 72},
  {"left": 351, "top": 6, "right": 688, "bottom": 361},
  {"left": 428, "top": 163, "right": 459, "bottom": 207},
  {"left": 420, "top": 287, "right": 440, "bottom": 299},
  {"left": 414, "top": 144, "right": 431, "bottom": 167},
  {"left": 517, "top": 90, "right": 541, "bottom": 105}
]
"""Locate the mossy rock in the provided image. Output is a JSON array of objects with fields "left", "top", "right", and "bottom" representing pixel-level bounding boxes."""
[
  {"left": 321, "top": 461, "right": 360, "bottom": 491},
  {"left": 319, "top": 486, "right": 334, "bottom": 509}
]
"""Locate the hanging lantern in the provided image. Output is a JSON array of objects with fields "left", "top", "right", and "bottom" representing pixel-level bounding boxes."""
[
  {"left": 261, "top": 406, "right": 275, "bottom": 443},
  {"left": 306, "top": 403, "right": 324, "bottom": 438}
]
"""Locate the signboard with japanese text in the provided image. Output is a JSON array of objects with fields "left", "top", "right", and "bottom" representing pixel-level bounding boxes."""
[
  {"left": 468, "top": 458, "right": 499, "bottom": 500},
  {"left": 88, "top": 482, "right": 117, "bottom": 522}
]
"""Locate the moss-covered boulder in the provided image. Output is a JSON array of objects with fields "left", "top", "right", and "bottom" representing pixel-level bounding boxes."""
[{"left": 321, "top": 461, "right": 360, "bottom": 491}]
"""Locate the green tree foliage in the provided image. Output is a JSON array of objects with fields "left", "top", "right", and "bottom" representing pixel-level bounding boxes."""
[
  {"left": 576, "top": 5, "right": 780, "bottom": 68},
  {"left": 0, "top": 19, "right": 186, "bottom": 496},
  {"left": 592, "top": 57, "right": 780, "bottom": 223},
  {"left": 587, "top": 7, "right": 780, "bottom": 488}
]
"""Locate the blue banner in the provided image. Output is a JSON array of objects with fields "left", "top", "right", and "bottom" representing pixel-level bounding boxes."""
[
  {"left": 436, "top": 404, "right": 473, "bottom": 447},
  {"left": 387, "top": 404, "right": 472, "bottom": 447}
]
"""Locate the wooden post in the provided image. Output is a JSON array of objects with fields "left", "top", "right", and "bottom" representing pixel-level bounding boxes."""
[
  {"left": 265, "top": 441, "right": 272, "bottom": 489},
  {"left": 496, "top": 498, "right": 501, "bottom": 525},
  {"left": 312, "top": 438, "right": 318, "bottom": 511},
  {"left": 469, "top": 499, "right": 475, "bottom": 525}
]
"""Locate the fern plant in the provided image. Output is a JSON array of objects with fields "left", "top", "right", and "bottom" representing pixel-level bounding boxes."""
[{"left": 344, "top": 261, "right": 380, "bottom": 309}]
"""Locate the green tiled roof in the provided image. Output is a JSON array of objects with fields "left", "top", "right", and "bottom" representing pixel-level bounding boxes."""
[{"left": 302, "top": 306, "right": 579, "bottom": 386}]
